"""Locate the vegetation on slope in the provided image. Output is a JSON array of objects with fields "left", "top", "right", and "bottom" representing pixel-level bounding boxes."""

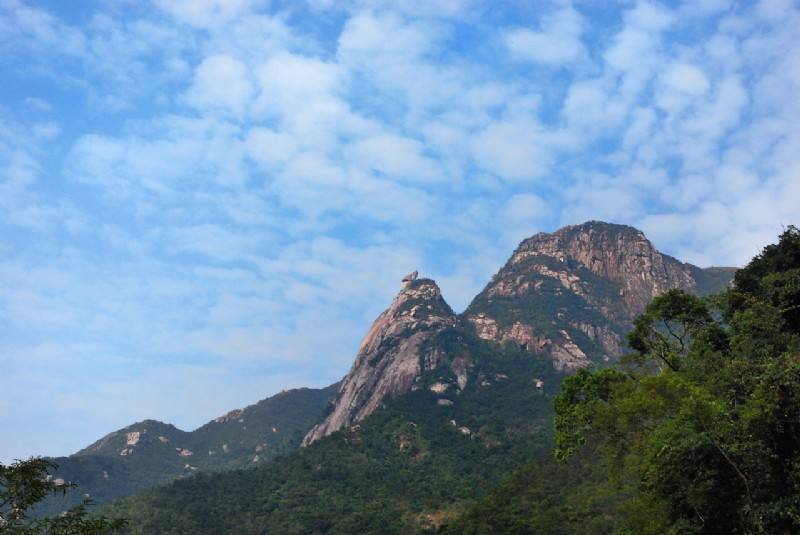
[
  {"left": 103, "top": 344, "right": 563, "bottom": 534},
  {"left": 37, "top": 385, "right": 338, "bottom": 515},
  {"left": 442, "top": 226, "right": 800, "bottom": 534},
  {"left": 1, "top": 457, "right": 125, "bottom": 534}
]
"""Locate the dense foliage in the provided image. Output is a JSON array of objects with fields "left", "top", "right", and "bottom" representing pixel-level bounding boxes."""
[
  {"left": 1, "top": 457, "right": 125, "bottom": 534},
  {"left": 552, "top": 226, "right": 800, "bottom": 534},
  {"left": 437, "top": 227, "right": 799, "bottom": 534},
  {"left": 437, "top": 448, "right": 626, "bottom": 535}
]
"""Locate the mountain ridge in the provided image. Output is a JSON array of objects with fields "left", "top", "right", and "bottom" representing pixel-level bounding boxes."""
[
  {"left": 303, "top": 221, "right": 735, "bottom": 445},
  {"left": 38, "top": 384, "right": 338, "bottom": 515}
]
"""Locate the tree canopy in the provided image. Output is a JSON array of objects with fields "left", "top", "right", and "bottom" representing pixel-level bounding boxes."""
[
  {"left": 554, "top": 226, "right": 800, "bottom": 534},
  {"left": 1, "top": 457, "right": 125, "bottom": 534}
]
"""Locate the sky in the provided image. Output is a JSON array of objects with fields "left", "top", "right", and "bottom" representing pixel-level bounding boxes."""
[{"left": 1, "top": 0, "right": 799, "bottom": 463}]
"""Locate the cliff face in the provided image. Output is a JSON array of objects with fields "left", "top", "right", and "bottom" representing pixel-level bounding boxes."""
[
  {"left": 304, "top": 221, "right": 736, "bottom": 445},
  {"left": 512, "top": 222, "right": 696, "bottom": 318},
  {"left": 464, "top": 221, "right": 724, "bottom": 370},
  {"left": 302, "top": 278, "right": 458, "bottom": 445}
]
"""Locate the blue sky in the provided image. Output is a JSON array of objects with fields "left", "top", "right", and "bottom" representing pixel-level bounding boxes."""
[{"left": 1, "top": 0, "right": 799, "bottom": 463}]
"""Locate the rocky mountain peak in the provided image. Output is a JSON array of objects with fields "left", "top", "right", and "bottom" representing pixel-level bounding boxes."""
[
  {"left": 510, "top": 221, "right": 696, "bottom": 315},
  {"left": 464, "top": 221, "right": 730, "bottom": 370},
  {"left": 304, "top": 222, "right": 735, "bottom": 445},
  {"left": 302, "top": 275, "right": 458, "bottom": 446}
]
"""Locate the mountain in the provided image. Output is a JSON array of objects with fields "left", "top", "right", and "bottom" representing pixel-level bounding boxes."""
[
  {"left": 38, "top": 384, "right": 338, "bottom": 514},
  {"left": 305, "top": 221, "right": 734, "bottom": 445},
  {"left": 98, "top": 221, "right": 736, "bottom": 533}
]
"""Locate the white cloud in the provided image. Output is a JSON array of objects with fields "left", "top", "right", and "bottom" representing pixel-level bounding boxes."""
[
  {"left": 501, "top": 193, "right": 551, "bottom": 237},
  {"left": 655, "top": 63, "right": 710, "bottom": 116},
  {"left": 505, "top": 6, "right": 585, "bottom": 65},
  {"left": 22, "top": 96, "right": 52, "bottom": 112},
  {"left": 345, "top": 133, "right": 441, "bottom": 182},
  {"left": 0, "top": 0, "right": 87, "bottom": 56},
  {"left": 186, "top": 54, "right": 254, "bottom": 118},
  {"left": 245, "top": 127, "right": 297, "bottom": 169},
  {"left": 253, "top": 52, "right": 343, "bottom": 119},
  {"left": 562, "top": 78, "right": 627, "bottom": 132},
  {"left": 31, "top": 121, "right": 61, "bottom": 140},
  {"left": 472, "top": 119, "right": 552, "bottom": 182},
  {"left": 168, "top": 224, "right": 265, "bottom": 261},
  {"left": 350, "top": 0, "right": 471, "bottom": 18},
  {"left": 67, "top": 116, "right": 249, "bottom": 194},
  {"left": 251, "top": 52, "right": 353, "bottom": 153},
  {"left": 337, "top": 12, "right": 465, "bottom": 119},
  {"left": 338, "top": 12, "right": 437, "bottom": 63},
  {"left": 664, "top": 62, "right": 710, "bottom": 95},
  {"left": 604, "top": 1, "right": 676, "bottom": 101},
  {"left": 562, "top": 175, "right": 643, "bottom": 225},
  {"left": 153, "top": 0, "right": 257, "bottom": 28}
]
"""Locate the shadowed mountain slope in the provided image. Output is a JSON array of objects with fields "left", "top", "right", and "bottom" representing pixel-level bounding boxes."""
[{"left": 38, "top": 384, "right": 338, "bottom": 514}]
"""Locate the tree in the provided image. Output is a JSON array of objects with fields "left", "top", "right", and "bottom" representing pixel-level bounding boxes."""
[
  {"left": 1, "top": 457, "right": 125, "bottom": 534},
  {"left": 555, "top": 228, "right": 800, "bottom": 534}
]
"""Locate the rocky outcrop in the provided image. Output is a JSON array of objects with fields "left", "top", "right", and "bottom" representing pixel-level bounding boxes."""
[
  {"left": 465, "top": 221, "right": 730, "bottom": 368},
  {"left": 508, "top": 221, "right": 697, "bottom": 321},
  {"left": 572, "top": 321, "right": 622, "bottom": 357},
  {"left": 401, "top": 270, "right": 419, "bottom": 286},
  {"left": 302, "top": 277, "right": 458, "bottom": 445}
]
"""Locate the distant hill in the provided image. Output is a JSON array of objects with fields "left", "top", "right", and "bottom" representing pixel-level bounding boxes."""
[{"left": 37, "top": 384, "right": 338, "bottom": 515}]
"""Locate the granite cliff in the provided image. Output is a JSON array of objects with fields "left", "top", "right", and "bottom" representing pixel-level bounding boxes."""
[
  {"left": 303, "top": 221, "right": 735, "bottom": 444},
  {"left": 302, "top": 278, "right": 459, "bottom": 445},
  {"left": 464, "top": 221, "right": 734, "bottom": 369}
]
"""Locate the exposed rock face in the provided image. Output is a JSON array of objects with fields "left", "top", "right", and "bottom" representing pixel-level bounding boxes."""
[
  {"left": 572, "top": 321, "right": 622, "bottom": 357},
  {"left": 303, "top": 277, "right": 458, "bottom": 445},
  {"left": 450, "top": 356, "right": 472, "bottom": 390},
  {"left": 465, "top": 221, "right": 731, "bottom": 369},
  {"left": 508, "top": 221, "right": 697, "bottom": 320},
  {"left": 214, "top": 409, "right": 243, "bottom": 423},
  {"left": 303, "top": 222, "right": 736, "bottom": 444},
  {"left": 126, "top": 431, "right": 141, "bottom": 446}
]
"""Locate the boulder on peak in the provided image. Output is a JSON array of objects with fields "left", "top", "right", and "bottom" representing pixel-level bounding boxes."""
[{"left": 401, "top": 270, "right": 419, "bottom": 286}]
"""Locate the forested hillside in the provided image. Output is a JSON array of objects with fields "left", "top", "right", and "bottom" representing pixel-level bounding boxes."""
[
  {"left": 105, "top": 344, "right": 562, "bottom": 534},
  {"left": 441, "top": 226, "right": 800, "bottom": 534}
]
